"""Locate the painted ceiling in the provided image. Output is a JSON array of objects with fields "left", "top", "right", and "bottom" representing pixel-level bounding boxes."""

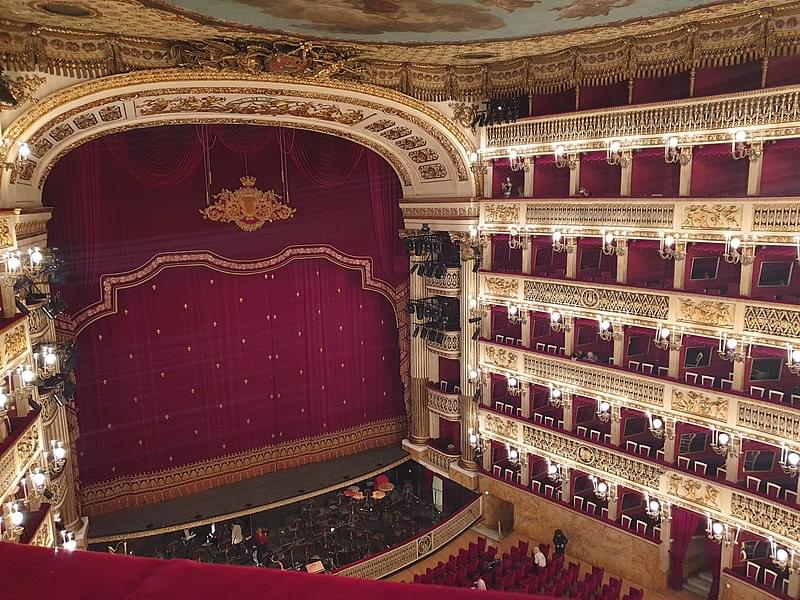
[{"left": 156, "top": 0, "right": 727, "bottom": 43}]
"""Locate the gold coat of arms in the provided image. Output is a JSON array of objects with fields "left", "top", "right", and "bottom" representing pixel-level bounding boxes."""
[{"left": 200, "top": 176, "right": 296, "bottom": 232}]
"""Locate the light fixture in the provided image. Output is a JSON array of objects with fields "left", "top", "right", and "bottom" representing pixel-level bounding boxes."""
[
  {"left": 769, "top": 538, "right": 796, "bottom": 573},
  {"left": 597, "top": 317, "right": 621, "bottom": 342},
  {"left": 61, "top": 530, "right": 77, "bottom": 552},
  {"left": 32, "top": 346, "right": 59, "bottom": 380},
  {"left": 731, "top": 130, "right": 762, "bottom": 161},
  {"left": 506, "top": 303, "right": 527, "bottom": 325},
  {"left": 1, "top": 247, "right": 46, "bottom": 283},
  {"left": 717, "top": 333, "right": 750, "bottom": 363},
  {"left": 49, "top": 440, "right": 67, "bottom": 474},
  {"left": 664, "top": 136, "right": 692, "bottom": 165},
  {"left": 18, "top": 365, "right": 36, "bottom": 387},
  {"left": 706, "top": 515, "right": 739, "bottom": 545},
  {"left": 786, "top": 345, "right": 800, "bottom": 376},
  {"left": 468, "top": 367, "right": 488, "bottom": 386},
  {"left": 549, "top": 310, "right": 571, "bottom": 333},
  {"left": 507, "top": 376, "right": 521, "bottom": 396},
  {"left": 508, "top": 149, "right": 529, "bottom": 172},
  {"left": 780, "top": 445, "right": 800, "bottom": 477},
  {"left": 723, "top": 233, "right": 756, "bottom": 265},
  {"left": 469, "top": 152, "right": 487, "bottom": 176},
  {"left": 590, "top": 475, "right": 614, "bottom": 501},
  {"left": 546, "top": 460, "right": 563, "bottom": 483},
  {"left": 653, "top": 323, "right": 683, "bottom": 352},
  {"left": 0, "top": 387, "right": 7, "bottom": 418},
  {"left": 507, "top": 445, "right": 523, "bottom": 466},
  {"left": 659, "top": 232, "right": 686, "bottom": 261},
  {"left": 548, "top": 385, "right": 570, "bottom": 409},
  {"left": 600, "top": 230, "right": 625, "bottom": 257},
  {"left": 29, "top": 467, "right": 47, "bottom": 493},
  {"left": 1, "top": 140, "right": 32, "bottom": 176},
  {"left": 795, "top": 236, "right": 800, "bottom": 265},
  {"left": 468, "top": 428, "right": 486, "bottom": 462},
  {"left": 554, "top": 144, "right": 578, "bottom": 169},
  {"left": 606, "top": 140, "right": 630, "bottom": 167},
  {"left": 508, "top": 226, "right": 530, "bottom": 250},
  {"left": 643, "top": 495, "right": 669, "bottom": 522},
  {"left": 596, "top": 398, "right": 617, "bottom": 423},
  {"left": 710, "top": 430, "right": 738, "bottom": 457},
  {"left": 552, "top": 230, "right": 574, "bottom": 254},
  {"left": 9, "top": 502, "right": 24, "bottom": 532},
  {"left": 646, "top": 413, "right": 671, "bottom": 439}
]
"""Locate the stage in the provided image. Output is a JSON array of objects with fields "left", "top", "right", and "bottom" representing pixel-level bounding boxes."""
[{"left": 88, "top": 445, "right": 409, "bottom": 543}]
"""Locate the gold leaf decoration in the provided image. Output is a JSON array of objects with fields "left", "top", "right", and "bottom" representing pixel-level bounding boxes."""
[
  {"left": 672, "top": 389, "right": 728, "bottom": 422},
  {"left": 200, "top": 176, "right": 295, "bottom": 232}
]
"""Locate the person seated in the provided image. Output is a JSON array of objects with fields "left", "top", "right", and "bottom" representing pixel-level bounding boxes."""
[
  {"left": 533, "top": 545, "right": 547, "bottom": 570},
  {"left": 553, "top": 529, "right": 568, "bottom": 555},
  {"left": 182, "top": 528, "right": 196, "bottom": 543},
  {"left": 473, "top": 573, "right": 487, "bottom": 590},
  {"left": 268, "top": 553, "right": 285, "bottom": 570}
]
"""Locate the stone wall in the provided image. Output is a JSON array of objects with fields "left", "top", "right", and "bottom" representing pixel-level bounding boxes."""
[
  {"left": 479, "top": 475, "right": 668, "bottom": 591},
  {"left": 720, "top": 573, "right": 781, "bottom": 600}
]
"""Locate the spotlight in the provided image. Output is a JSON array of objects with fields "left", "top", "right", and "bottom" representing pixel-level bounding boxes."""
[
  {"left": 409, "top": 263, "right": 418, "bottom": 274},
  {"left": 405, "top": 304, "right": 415, "bottom": 315},
  {"left": 472, "top": 328, "right": 480, "bottom": 341},
  {"left": 468, "top": 317, "right": 482, "bottom": 324}
]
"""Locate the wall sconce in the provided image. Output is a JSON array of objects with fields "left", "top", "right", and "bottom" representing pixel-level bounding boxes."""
[
  {"left": 794, "top": 236, "right": 800, "bottom": 265},
  {"left": 723, "top": 233, "right": 756, "bottom": 265},
  {"left": 508, "top": 149, "right": 530, "bottom": 172},
  {"left": 61, "top": 530, "right": 77, "bottom": 552},
  {"left": 1, "top": 140, "right": 31, "bottom": 176},
  {"left": 468, "top": 367, "right": 488, "bottom": 386},
  {"left": 769, "top": 538, "right": 796, "bottom": 573},
  {"left": 597, "top": 317, "right": 622, "bottom": 342},
  {"left": 507, "top": 445, "right": 526, "bottom": 466},
  {"left": 508, "top": 226, "right": 530, "bottom": 250},
  {"left": 710, "top": 429, "right": 738, "bottom": 458},
  {"left": 780, "top": 445, "right": 800, "bottom": 477},
  {"left": 468, "top": 428, "right": 486, "bottom": 462},
  {"left": 590, "top": 475, "right": 615, "bottom": 501},
  {"left": 8, "top": 502, "right": 24, "bottom": 534},
  {"left": 787, "top": 344, "right": 800, "bottom": 375},
  {"left": 548, "top": 385, "right": 571, "bottom": 409},
  {"left": 653, "top": 323, "right": 683, "bottom": 352},
  {"left": 469, "top": 297, "right": 488, "bottom": 320},
  {"left": 506, "top": 303, "right": 527, "bottom": 325},
  {"left": 730, "top": 130, "right": 763, "bottom": 161},
  {"left": 1, "top": 247, "right": 46, "bottom": 283},
  {"left": 596, "top": 398, "right": 618, "bottom": 423},
  {"left": 549, "top": 310, "right": 571, "bottom": 333},
  {"left": 552, "top": 230, "right": 575, "bottom": 253},
  {"left": 469, "top": 152, "right": 487, "bottom": 175},
  {"left": 554, "top": 144, "right": 578, "bottom": 169},
  {"left": 546, "top": 459, "right": 564, "bottom": 483},
  {"left": 606, "top": 140, "right": 630, "bottom": 167},
  {"left": 601, "top": 230, "right": 625, "bottom": 256},
  {"left": 644, "top": 495, "right": 670, "bottom": 522},
  {"left": 507, "top": 376, "right": 521, "bottom": 396},
  {"left": 717, "top": 333, "right": 751, "bottom": 363},
  {"left": 659, "top": 232, "right": 686, "bottom": 261},
  {"left": 706, "top": 515, "right": 739, "bottom": 545},
  {"left": 664, "top": 136, "right": 692, "bottom": 165},
  {"left": 646, "top": 413, "right": 673, "bottom": 439}
]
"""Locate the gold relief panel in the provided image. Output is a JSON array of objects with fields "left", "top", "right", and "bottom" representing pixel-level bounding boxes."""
[
  {"left": 485, "top": 276, "right": 519, "bottom": 299},
  {"left": 408, "top": 148, "right": 439, "bottom": 163},
  {"left": 678, "top": 298, "right": 734, "bottom": 328},
  {"left": 98, "top": 105, "right": 124, "bottom": 122},
  {"left": 744, "top": 305, "right": 800, "bottom": 339},
  {"left": 731, "top": 493, "right": 800, "bottom": 544},
  {"left": 15, "top": 219, "right": 49, "bottom": 240},
  {"left": 667, "top": 473, "right": 720, "bottom": 509},
  {"left": 49, "top": 123, "right": 75, "bottom": 142},
  {"left": 418, "top": 164, "right": 448, "bottom": 180},
  {"left": 3, "top": 324, "right": 28, "bottom": 362},
  {"left": 395, "top": 136, "right": 427, "bottom": 150},
  {"left": 364, "top": 119, "right": 395, "bottom": 132},
  {"left": 484, "top": 345, "right": 519, "bottom": 370},
  {"left": 671, "top": 389, "right": 728, "bottom": 422},
  {"left": 682, "top": 205, "right": 741, "bottom": 230},
  {"left": 380, "top": 126, "right": 413, "bottom": 140},
  {"left": 484, "top": 413, "right": 518, "bottom": 441},
  {"left": 73, "top": 112, "right": 98, "bottom": 130},
  {"left": 484, "top": 204, "right": 520, "bottom": 224},
  {"left": 0, "top": 220, "right": 14, "bottom": 249},
  {"left": 737, "top": 401, "right": 800, "bottom": 442}
]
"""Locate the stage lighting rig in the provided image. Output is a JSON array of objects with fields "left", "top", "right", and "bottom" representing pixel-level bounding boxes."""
[
  {"left": 470, "top": 98, "right": 523, "bottom": 128},
  {"left": 403, "top": 224, "right": 450, "bottom": 280},
  {"left": 407, "top": 296, "right": 459, "bottom": 344}
]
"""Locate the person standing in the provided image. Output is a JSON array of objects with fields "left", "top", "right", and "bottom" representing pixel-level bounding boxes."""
[
  {"left": 474, "top": 574, "right": 487, "bottom": 590},
  {"left": 533, "top": 545, "right": 547, "bottom": 571},
  {"left": 553, "top": 529, "right": 568, "bottom": 555}
]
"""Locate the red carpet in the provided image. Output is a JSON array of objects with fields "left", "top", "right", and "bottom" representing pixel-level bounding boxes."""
[{"left": 0, "top": 542, "right": 556, "bottom": 600}]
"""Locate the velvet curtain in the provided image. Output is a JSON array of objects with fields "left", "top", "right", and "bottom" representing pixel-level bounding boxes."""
[
  {"left": 706, "top": 535, "right": 723, "bottom": 600},
  {"left": 669, "top": 506, "right": 704, "bottom": 589},
  {"left": 690, "top": 145, "right": 749, "bottom": 197},
  {"left": 44, "top": 124, "right": 407, "bottom": 488}
]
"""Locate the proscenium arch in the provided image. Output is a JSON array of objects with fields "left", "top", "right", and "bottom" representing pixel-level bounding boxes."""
[{"left": 1, "top": 69, "right": 477, "bottom": 207}]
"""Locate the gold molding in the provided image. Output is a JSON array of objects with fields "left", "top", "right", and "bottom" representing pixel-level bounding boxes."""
[{"left": 672, "top": 389, "right": 729, "bottom": 422}]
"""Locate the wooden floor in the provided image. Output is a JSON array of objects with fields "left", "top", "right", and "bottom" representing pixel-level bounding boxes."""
[{"left": 388, "top": 529, "right": 701, "bottom": 600}]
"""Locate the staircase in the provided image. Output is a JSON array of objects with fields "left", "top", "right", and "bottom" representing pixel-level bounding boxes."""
[{"left": 684, "top": 571, "right": 713, "bottom": 598}]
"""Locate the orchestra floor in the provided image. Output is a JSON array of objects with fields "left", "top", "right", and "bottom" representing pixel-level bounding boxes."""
[
  {"left": 88, "top": 445, "right": 409, "bottom": 541},
  {"left": 390, "top": 530, "right": 702, "bottom": 600}
]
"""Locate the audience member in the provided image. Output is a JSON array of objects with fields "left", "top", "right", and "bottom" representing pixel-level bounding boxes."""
[
  {"left": 474, "top": 574, "right": 487, "bottom": 590},
  {"left": 533, "top": 545, "right": 547, "bottom": 570},
  {"left": 553, "top": 529, "right": 568, "bottom": 555}
]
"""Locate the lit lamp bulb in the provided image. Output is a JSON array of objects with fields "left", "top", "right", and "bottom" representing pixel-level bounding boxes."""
[
  {"left": 663, "top": 235, "right": 675, "bottom": 248},
  {"left": 730, "top": 237, "right": 742, "bottom": 251},
  {"left": 63, "top": 535, "right": 77, "bottom": 552},
  {"left": 507, "top": 377, "right": 518, "bottom": 388},
  {"left": 597, "top": 481, "right": 608, "bottom": 495},
  {"left": 551, "top": 388, "right": 561, "bottom": 399},
  {"left": 469, "top": 226, "right": 478, "bottom": 238},
  {"left": 469, "top": 152, "right": 478, "bottom": 165},
  {"left": 21, "top": 368, "right": 35, "bottom": 384},
  {"left": 6, "top": 254, "right": 21, "bottom": 272},
  {"left": 712, "top": 522, "right": 724, "bottom": 537},
  {"left": 604, "top": 232, "right": 615, "bottom": 245},
  {"left": 553, "top": 231, "right": 563, "bottom": 243},
  {"left": 551, "top": 311, "right": 561, "bottom": 323},
  {"left": 52, "top": 442, "right": 66, "bottom": 462},
  {"left": 554, "top": 145, "right": 565, "bottom": 157},
  {"left": 610, "top": 141, "right": 621, "bottom": 153},
  {"left": 508, "top": 305, "right": 518, "bottom": 316},
  {"left": 469, "top": 432, "right": 479, "bottom": 445},
  {"left": 28, "top": 248, "right": 43, "bottom": 265},
  {"left": 734, "top": 130, "right": 748, "bottom": 143},
  {"left": 660, "top": 327, "right": 671, "bottom": 339},
  {"left": 547, "top": 464, "right": 558, "bottom": 476},
  {"left": 668, "top": 136, "right": 679, "bottom": 149},
  {"left": 44, "top": 352, "right": 57, "bottom": 366},
  {"left": 599, "top": 400, "right": 610, "bottom": 413},
  {"left": 509, "top": 448, "right": 519, "bottom": 461},
  {"left": 600, "top": 319, "right": 611, "bottom": 331},
  {"left": 508, "top": 149, "right": 519, "bottom": 161},
  {"left": 651, "top": 417, "right": 663, "bottom": 431},
  {"left": 0, "top": 390, "right": 7, "bottom": 410},
  {"left": 776, "top": 548, "right": 789, "bottom": 564},
  {"left": 791, "top": 349, "right": 800, "bottom": 363},
  {"left": 726, "top": 338, "right": 738, "bottom": 351},
  {"left": 717, "top": 432, "right": 730, "bottom": 447},
  {"left": 30, "top": 468, "right": 46, "bottom": 490},
  {"left": 788, "top": 451, "right": 800, "bottom": 467},
  {"left": 649, "top": 499, "right": 660, "bottom": 513},
  {"left": 17, "top": 143, "right": 31, "bottom": 160},
  {"left": 10, "top": 507, "right": 23, "bottom": 527}
]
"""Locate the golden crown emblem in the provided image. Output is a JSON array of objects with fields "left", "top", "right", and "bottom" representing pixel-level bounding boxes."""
[{"left": 200, "top": 176, "right": 296, "bottom": 232}]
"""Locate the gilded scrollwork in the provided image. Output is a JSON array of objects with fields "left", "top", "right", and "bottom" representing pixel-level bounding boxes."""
[
  {"left": 0, "top": 220, "right": 14, "bottom": 249},
  {"left": 484, "top": 345, "right": 519, "bottom": 370},
  {"left": 671, "top": 389, "right": 728, "bottom": 422},
  {"left": 484, "top": 413, "right": 518, "bottom": 441},
  {"left": 0, "top": 73, "right": 47, "bottom": 109},
  {"left": 682, "top": 204, "right": 741, "bottom": 229},
  {"left": 485, "top": 276, "right": 519, "bottom": 299},
  {"left": 678, "top": 298, "right": 734, "bottom": 328},
  {"left": 737, "top": 401, "right": 800, "bottom": 442},
  {"left": 3, "top": 324, "right": 28, "bottom": 361},
  {"left": 427, "top": 389, "right": 461, "bottom": 418},
  {"left": 667, "top": 473, "right": 720, "bottom": 509},
  {"left": 730, "top": 493, "right": 800, "bottom": 544},
  {"left": 484, "top": 204, "right": 520, "bottom": 224}
]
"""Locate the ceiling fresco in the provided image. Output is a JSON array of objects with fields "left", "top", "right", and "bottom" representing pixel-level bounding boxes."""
[{"left": 155, "top": 0, "right": 730, "bottom": 43}]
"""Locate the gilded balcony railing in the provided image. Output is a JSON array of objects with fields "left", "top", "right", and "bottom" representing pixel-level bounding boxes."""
[
  {"left": 426, "top": 444, "right": 460, "bottom": 472},
  {"left": 0, "top": 411, "right": 42, "bottom": 502},
  {"left": 427, "top": 387, "right": 461, "bottom": 420},
  {"left": 477, "top": 408, "right": 800, "bottom": 549},
  {"left": 478, "top": 273, "right": 800, "bottom": 347},
  {"left": 426, "top": 331, "right": 461, "bottom": 358},
  {"left": 478, "top": 341, "right": 800, "bottom": 447},
  {"left": 425, "top": 267, "right": 462, "bottom": 297},
  {"left": 485, "top": 87, "right": 800, "bottom": 154}
]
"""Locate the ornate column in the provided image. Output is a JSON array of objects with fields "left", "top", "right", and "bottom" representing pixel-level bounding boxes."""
[
  {"left": 668, "top": 348, "right": 681, "bottom": 378},
  {"left": 607, "top": 486, "right": 620, "bottom": 521},
  {"left": 747, "top": 142, "right": 763, "bottom": 196},
  {"left": 561, "top": 468, "right": 573, "bottom": 505},
  {"left": 565, "top": 245, "right": 578, "bottom": 279},
  {"left": 561, "top": 393, "right": 575, "bottom": 433},
  {"left": 731, "top": 360, "right": 746, "bottom": 393},
  {"left": 610, "top": 405, "right": 622, "bottom": 446},
  {"left": 662, "top": 417, "right": 678, "bottom": 464},
  {"left": 520, "top": 385, "right": 530, "bottom": 420},
  {"left": 484, "top": 159, "right": 494, "bottom": 198},
  {"left": 521, "top": 312, "right": 531, "bottom": 348},
  {"left": 613, "top": 335, "right": 625, "bottom": 369},
  {"left": 569, "top": 158, "right": 581, "bottom": 196},
  {"left": 458, "top": 243, "right": 480, "bottom": 471},
  {"left": 620, "top": 151, "right": 633, "bottom": 196},
  {"left": 679, "top": 147, "right": 693, "bottom": 197},
  {"left": 615, "top": 240, "right": 628, "bottom": 285},
  {"left": 409, "top": 255, "right": 429, "bottom": 445},
  {"left": 739, "top": 261, "right": 754, "bottom": 297},
  {"left": 523, "top": 162, "right": 534, "bottom": 197},
  {"left": 521, "top": 244, "right": 533, "bottom": 275}
]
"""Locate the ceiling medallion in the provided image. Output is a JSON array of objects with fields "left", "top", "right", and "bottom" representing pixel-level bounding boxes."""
[
  {"left": 35, "top": 2, "right": 96, "bottom": 17},
  {"left": 200, "top": 176, "right": 296, "bottom": 232}
]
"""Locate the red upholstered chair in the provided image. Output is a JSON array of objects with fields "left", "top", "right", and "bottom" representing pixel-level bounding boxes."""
[
  {"left": 746, "top": 561, "right": 761, "bottom": 582},
  {"left": 763, "top": 569, "right": 779, "bottom": 589}
]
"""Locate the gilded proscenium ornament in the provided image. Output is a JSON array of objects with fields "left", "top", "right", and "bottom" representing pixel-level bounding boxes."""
[
  {"left": 0, "top": 73, "right": 47, "bottom": 109},
  {"left": 485, "top": 276, "right": 519, "bottom": 299},
  {"left": 449, "top": 103, "right": 478, "bottom": 130},
  {"left": 682, "top": 205, "right": 741, "bottom": 229},
  {"left": 484, "top": 345, "right": 518, "bottom": 370},
  {"left": 667, "top": 473, "right": 720, "bottom": 509},
  {"left": 678, "top": 298, "right": 734, "bottom": 328},
  {"left": 671, "top": 389, "right": 728, "bottom": 422},
  {"left": 3, "top": 324, "right": 28, "bottom": 361},
  {"left": 200, "top": 176, "right": 296, "bottom": 232}
]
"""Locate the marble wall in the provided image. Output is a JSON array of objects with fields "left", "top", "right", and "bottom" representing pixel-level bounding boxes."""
[
  {"left": 479, "top": 475, "right": 668, "bottom": 591},
  {"left": 720, "top": 573, "right": 781, "bottom": 600}
]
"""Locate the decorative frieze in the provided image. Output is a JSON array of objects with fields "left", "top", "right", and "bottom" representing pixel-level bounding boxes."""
[
  {"left": 426, "top": 331, "right": 461, "bottom": 358},
  {"left": 484, "top": 345, "right": 519, "bottom": 371},
  {"left": 681, "top": 205, "right": 741, "bottom": 229},
  {"left": 730, "top": 494, "right": 800, "bottom": 544},
  {"left": 427, "top": 389, "right": 461, "bottom": 419},
  {"left": 425, "top": 268, "right": 461, "bottom": 297},
  {"left": 484, "top": 204, "right": 521, "bottom": 225},
  {"left": 484, "top": 413, "right": 519, "bottom": 441},
  {"left": 737, "top": 402, "right": 800, "bottom": 440},
  {"left": 678, "top": 299, "right": 734, "bottom": 328},
  {"left": 672, "top": 389, "right": 728, "bottom": 422},
  {"left": 666, "top": 473, "right": 721, "bottom": 509},
  {"left": 485, "top": 276, "right": 519, "bottom": 299},
  {"left": 524, "top": 203, "right": 673, "bottom": 230}
]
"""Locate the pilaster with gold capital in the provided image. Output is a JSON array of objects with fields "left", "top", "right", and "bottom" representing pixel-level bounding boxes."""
[
  {"left": 409, "top": 256, "right": 429, "bottom": 445},
  {"left": 459, "top": 256, "right": 479, "bottom": 470}
]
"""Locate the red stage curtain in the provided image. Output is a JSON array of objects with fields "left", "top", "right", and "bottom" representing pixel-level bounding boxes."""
[
  {"left": 632, "top": 72, "right": 691, "bottom": 104},
  {"left": 630, "top": 148, "right": 680, "bottom": 197},
  {"left": 44, "top": 125, "right": 407, "bottom": 493},
  {"left": 690, "top": 145, "right": 749, "bottom": 197},
  {"left": 579, "top": 81, "right": 629, "bottom": 111},
  {"left": 706, "top": 536, "right": 722, "bottom": 600},
  {"left": 669, "top": 506, "right": 704, "bottom": 589},
  {"left": 760, "top": 139, "right": 800, "bottom": 196}
]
